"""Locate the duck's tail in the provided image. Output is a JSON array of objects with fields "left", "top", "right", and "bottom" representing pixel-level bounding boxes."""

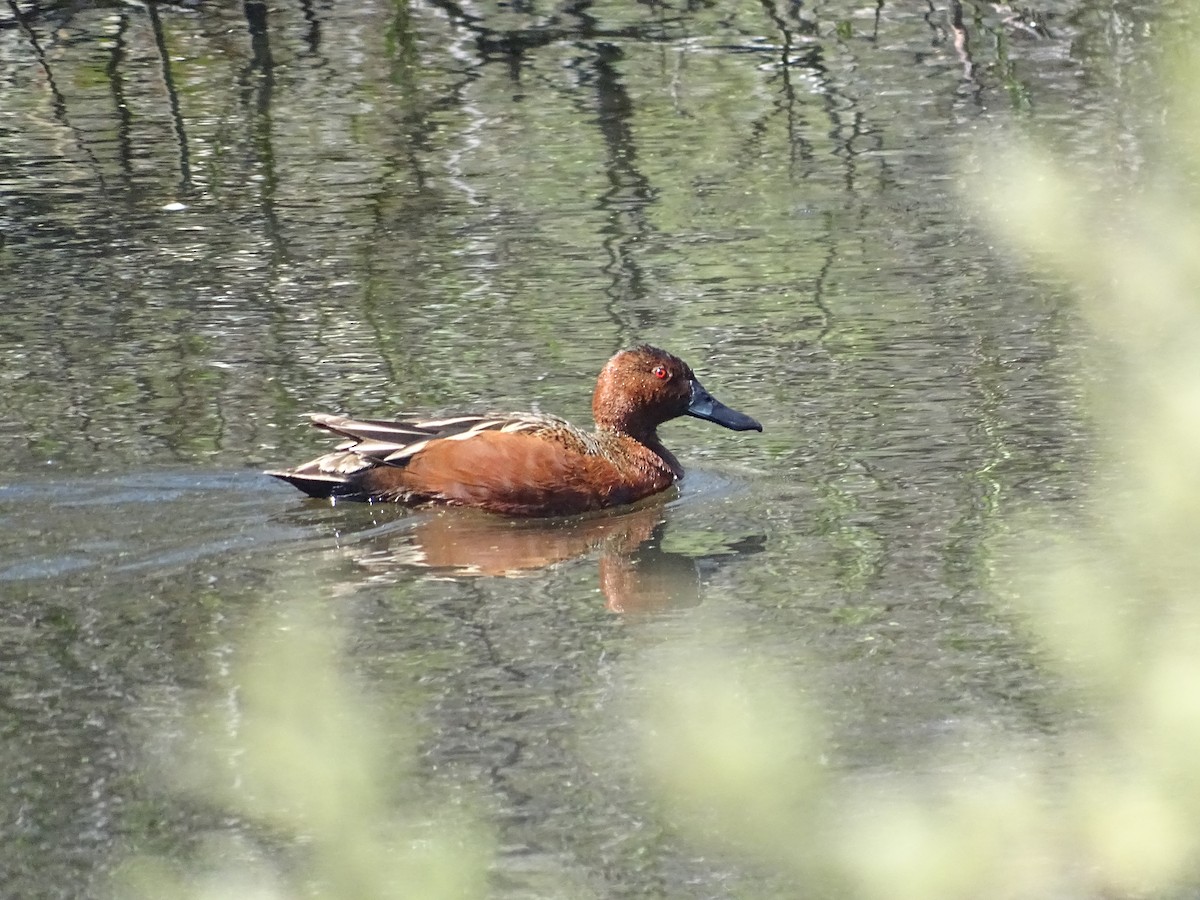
[{"left": 264, "top": 467, "right": 354, "bottom": 499}]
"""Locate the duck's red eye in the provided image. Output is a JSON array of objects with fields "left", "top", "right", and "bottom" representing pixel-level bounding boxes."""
[{"left": 652, "top": 365, "right": 669, "bottom": 380}]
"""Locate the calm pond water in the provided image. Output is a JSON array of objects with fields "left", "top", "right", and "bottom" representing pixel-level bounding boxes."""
[{"left": 0, "top": 0, "right": 1179, "bottom": 897}]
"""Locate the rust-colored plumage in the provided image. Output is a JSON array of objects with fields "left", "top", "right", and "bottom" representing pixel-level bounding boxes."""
[{"left": 265, "top": 346, "right": 761, "bottom": 517}]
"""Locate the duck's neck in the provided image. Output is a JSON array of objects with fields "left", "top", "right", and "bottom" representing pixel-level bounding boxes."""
[
  {"left": 617, "top": 425, "right": 683, "bottom": 480},
  {"left": 646, "top": 434, "right": 684, "bottom": 480},
  {"left": 596, "top": 419, "right": 685, "bottom": 480}
]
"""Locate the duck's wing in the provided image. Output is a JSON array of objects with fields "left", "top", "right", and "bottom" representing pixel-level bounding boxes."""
[
  {"left": 264, "top": 412, "right": 567, "bottom": 499},
  {"left": 307, "top": 412, "right": 562, "bottom": 462}
]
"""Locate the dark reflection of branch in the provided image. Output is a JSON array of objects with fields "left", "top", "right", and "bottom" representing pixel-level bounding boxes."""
[
  {"left": 815, "top": 58, "right": 879, "bottom": 194},
  {"left": 244, "top": 0, "right": 274, "bottom": 72},
  {"left": 422, "top": 0, "right": 688, "bottom": 61},
  {"left": 448, "top": 0, "right": 665, "bottom": 341},
  {"left": 746, "top": 2, "right": 875, "bottom": 345},
  {"left": 241, "top": 0, "right": 286, "bottom": 263},
  {"left": 758, "top": 0, "right": 815, "bottom": 177},
  {"left": 591, "top": 42, "right": 657, "bottom": 339},
  {"left": 105, "top": 10, "right": 134, "bottom": 186},
  {"left": 147, "top": 2, "right": 194, "bottom": 198},
  {"left": 298, "top": 0, "right": 321, "bottom": 55},
  {"left": 866, "top": 0, "right": 884, "bottom": 42},
  {"left": 744, "top": 29, "right": 875, "bottom": 196},
  {"left": 6, "top": 0, "right": 109, "bottom": 195},
  {"left": 922, "top": 0, "right": 944, "bottom": 43},
  {"left": 7, "top": 0, "right": 66, "bottom": 122},
  {"left": 358, "top": 4, "right": 483, "bottom": 387},
  {"left": 810, "top": 212, "right": 838, "bottom": 348}
]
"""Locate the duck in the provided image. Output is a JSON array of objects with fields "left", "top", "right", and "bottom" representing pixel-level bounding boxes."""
[{"left": 265, "top": 345, "right": 761, "bottom": 517}]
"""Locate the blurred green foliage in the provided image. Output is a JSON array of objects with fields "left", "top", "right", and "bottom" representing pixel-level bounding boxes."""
[
  {"left": 116, "top": 600, "right": 491, "bottom": 900},
  {"left": 635, "top": 12, "right": 1200, "bottom": 900}
]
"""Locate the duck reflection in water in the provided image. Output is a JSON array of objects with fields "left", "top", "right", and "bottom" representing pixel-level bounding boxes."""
[
  {"left": 313, "top": 498, "right": 764, "bottom": 614},
  {"left": 268, "top": 345, "right": 764, "bottom": 610}
]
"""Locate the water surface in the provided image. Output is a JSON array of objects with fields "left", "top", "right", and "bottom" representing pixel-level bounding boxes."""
[{"left": 0, "top": 0, "right": 1169, "bottom": 896}]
